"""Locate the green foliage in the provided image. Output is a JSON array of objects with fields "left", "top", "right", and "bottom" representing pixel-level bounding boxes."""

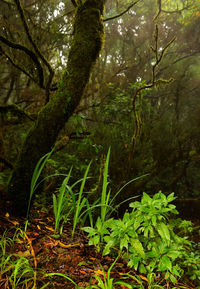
[
  {"left": 82, "top": 149, "right": 147, "bottom": 251},
  {"left": 51, "top": 162, "right": 93, "bottom": 238},
  {"left": 181, "top": 243, "right": 200, "bottom": 282},
  {"left": 71, "top": 161, "right": 92, "bottom": 238},
  {"left": 53, "top": 167, "right": 73, "bottom": 236},
  {"left": 0, "top": 231, "right": 35, "bottom": 289},
  {"left": 84, "top": 191, "right": 200, "bottom": 284},
  {"left": 27, "top": 148, "right": 54, "bottom": 219}
]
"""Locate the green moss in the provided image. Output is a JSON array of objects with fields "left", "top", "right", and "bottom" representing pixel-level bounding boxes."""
[{"left": 8, "top": 0, "right": 105, "bottom": 215}]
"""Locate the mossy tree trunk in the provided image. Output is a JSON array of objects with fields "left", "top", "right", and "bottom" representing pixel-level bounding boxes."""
[{"left": 8, "top": 0, "right": 105, "bottom": 216}]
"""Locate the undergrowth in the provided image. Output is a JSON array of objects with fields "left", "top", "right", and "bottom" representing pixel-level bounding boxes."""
[{"left": 1, "top": 149, "right": 200, "bottom": 288}]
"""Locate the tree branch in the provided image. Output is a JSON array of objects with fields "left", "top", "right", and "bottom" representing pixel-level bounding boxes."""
[
  {"left": 0, "top": 35, "right": 44, "bottom": 87},
  {"left": 129, "top": 25, "right": 175, "bottom": 161},
  {"left": 14, "top": 0, "right": 54, "bottom": 102},
  {"left": 3, "top": 51, "right": 36, "bottom": 84},
  {"left": 0, "top": 104, "right": 34, "bottom": 121},
  {"left": 103, "top": 0, "right": 140, "bottom": 22},
  {"left": 154, "top": 0, "right": 192, "bottom": 21}
]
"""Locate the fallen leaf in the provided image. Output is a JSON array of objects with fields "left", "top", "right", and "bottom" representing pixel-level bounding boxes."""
[
  {"left": 9, "top": 220, "right": 19, "bottom": 226},
  {"left": 139, "top": 274, "right": 148, "bottom": 281},
  {"left": 16, "top": 250, "right": 31, "bottom": 258},
  {"left": 37, "top": 225, "right": 41, "bottom": 230},
  {"left": 45, "top": 226, "right": 54, "bottom": 232},
  {"left": 58, "top": 241, "right": 79, "bottom": 248},
  {"left": 94, "top": 269, "right": 104, "bottom": 276},
  {"left": 78, "top": 282, "right": 89, "bottom": 287},
  {"left": 79, "top": 270, "right": 87, "bottom": 274}
]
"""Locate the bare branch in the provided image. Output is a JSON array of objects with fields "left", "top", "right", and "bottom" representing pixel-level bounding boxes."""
[
  {"left": 0, "top": 104, "right": 34, "bottom": 121},
  {"left": 14, "top": 0, "right": 54, "bottom": 102},
  {"left": 154, "top": 0, "right": 192, "bottom": 21},
  {"left": 103, "top": 0, "right": 140, "bottom": 22},
  {"left": 154, "top": 0, "right": 161, "bottom": 21},
  {"left": 0, "top": 35, "right": 44, "bottom": 87}
]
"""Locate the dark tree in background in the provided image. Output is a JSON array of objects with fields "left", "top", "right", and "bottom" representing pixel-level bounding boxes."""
[{"left": 1, "top": 0, "right": 105, "bottom": 215}]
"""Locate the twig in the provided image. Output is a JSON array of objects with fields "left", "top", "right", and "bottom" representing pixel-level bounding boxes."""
[
  {"left": 103, "top": 0, "right": 140, "bottom": 22},
  {"left": 14, "top": 0, "right": 54, "bottom": 102},
  {"left": 0, "top": 35, "right": 44, "bottom": 87},
  {"left": 0, "top": 104, "right": 34, "bottom": 121}
]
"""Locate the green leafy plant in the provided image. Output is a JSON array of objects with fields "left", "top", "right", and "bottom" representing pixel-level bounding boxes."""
[
  {"left": 52, "top": 160, "right": 93, "bottom": 237},
  {"left": 0, "top": 231, "right": 35, "bottom": 289},
  {"left": 105, "top": 192, "right": 185, "bottom": 283},
  {"left": 82, "top": 148, "right": 147, "bottom": 250},
  {"left": 181, "top": 242, "right": 200, "bottom": 282},
  {"left": 85, "top": 191, "right": 200, "bottom": 284}
]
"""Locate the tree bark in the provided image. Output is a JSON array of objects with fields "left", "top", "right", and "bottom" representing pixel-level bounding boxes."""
[{"left": 8, "top": 0, "right": 105, "bottom": 216}]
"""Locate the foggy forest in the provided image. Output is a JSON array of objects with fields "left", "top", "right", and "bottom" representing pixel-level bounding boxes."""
[{"left": 0, "top": 0, "right": 200, "bottom": 288}]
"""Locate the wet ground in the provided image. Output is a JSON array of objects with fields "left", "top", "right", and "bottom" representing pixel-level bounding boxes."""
[{"left": 0, "top": 189, "right": 199, "bottom": 288}]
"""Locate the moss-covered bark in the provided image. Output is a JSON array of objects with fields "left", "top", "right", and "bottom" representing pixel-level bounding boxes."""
[{"left": 8, "top": 0, "right": 105, "bottom": 215}]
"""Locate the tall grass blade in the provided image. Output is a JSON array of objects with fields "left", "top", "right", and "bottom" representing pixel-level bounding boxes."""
[
  {"left": 44, "top": 272, "right": 78, "bottom": 287},
  {"left": 109, "top": 173, "right": 149, "bottom": 207},
  {"left": 53, "top": 167, "right": 72, "bottom": 234},
  {"left": 27, "top": 148, "right": 54, "bottom": 219},
  {"left": 101, "top": 148, "right": 110, "bottom": 223},
  {"left": 72, "top": 161, "right": 92, "bottom": 237}
]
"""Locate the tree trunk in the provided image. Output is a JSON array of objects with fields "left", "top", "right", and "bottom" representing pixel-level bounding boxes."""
[{"left": 8, "top": 0, "right": 105, "bottom": 216}]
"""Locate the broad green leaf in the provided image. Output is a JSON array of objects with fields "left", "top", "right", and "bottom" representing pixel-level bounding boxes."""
[
  {"left": 128, "top": 256, "right": 140, "bottom": 270},
  {"left": 120, "top": 236, "right": 128, "bottom": 250},
  {"left": 131, "top": 238, "right": 145, "bottom": 259},
  {"left": 139, "top": 263, "right": 147, "bottom": 274},
  {"left": 158, "top": 255, "right": 172, "bottom": 271},
  {"left": 103, "top": 240, "right": 113, "bottom": 255},
  {"left": 167, "top": 192, "right": 176, "bottom": 203},
  {"left": 144, "top": 227, "right": 150, "bottom": 238},
  {"left": 89, "top": 235, "right": 100, "bottom": 246},
  {"left": 146, "top": 250, "right": 158, "bottom": 258},
  {"left": 157, "top": 222, "right": 170, "bottom": 241},
  {"left": 82, "top": 227, "right": 97, "bottom": 236},
  {"left": 129, "top": 201, "right": 140, "bottom": 208},
  {"left": 171, "top": 265, "right": 182, "bottom": 277},
  {"left": 134, "top": 215, "right": 143, "bottom": 230},
  {"left": 128, "top": 229, "right": 137, "bottom": 238},
  {"left": 96, "top": 217, "right": 102, "bottom": 231},
  {"left": 151, "top": 215, "right": 157, "bottom": 226},
  {"left": 167, "top": 250, "right": 180, "bottom": 260},
  {"left": 169, "top": 273, "right": 177, "bottom": 284},
  {"left": 141, "top": 192, "right": 152, "bottom": 204},
  {"left": 104, "top": 235, "right": 112, "bottom": 243}
]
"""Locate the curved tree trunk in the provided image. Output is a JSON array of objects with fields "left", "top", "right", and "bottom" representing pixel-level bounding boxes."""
[{"left": 8, "top": 0, "right": 105, "bottom": 216}]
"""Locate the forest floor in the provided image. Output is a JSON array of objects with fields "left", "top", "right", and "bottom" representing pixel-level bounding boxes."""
[{"left": 0, "top": 189, "right": 199, "bottom": 289}]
